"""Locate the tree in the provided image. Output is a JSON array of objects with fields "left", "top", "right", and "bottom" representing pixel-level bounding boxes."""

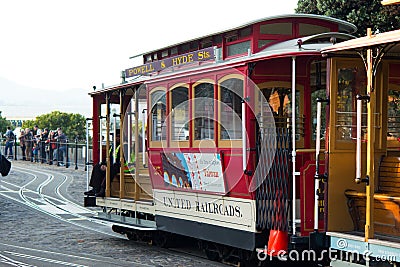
[
  {"left": 22, "top": 111, "right": 86, "bottom": 141},
  {"left": 295, "top": 0, "right": 400, "bottom": 37},
  {"left": 0, "top": 111, "right": 12, "bottom": 135}
]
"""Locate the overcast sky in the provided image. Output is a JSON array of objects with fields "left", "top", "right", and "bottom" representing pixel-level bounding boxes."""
[{"left": 0, "top": 0, "right": 298, "bottom": 91}]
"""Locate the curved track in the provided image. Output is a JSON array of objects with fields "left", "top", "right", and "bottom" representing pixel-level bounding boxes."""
[
  {"left": 0, "top": 165, "right": 123, "bottom": 239},
  {"left": 0, "top": 163, "right": 231, "bottom": 267}
]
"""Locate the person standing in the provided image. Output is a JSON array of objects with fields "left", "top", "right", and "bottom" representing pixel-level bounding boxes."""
[
  {"left": 53, "top": 128, "right": 67, "bottom": 165},
  {"left": 19, "top": 129, "right": 26, "bottom": 160},
  {"left": 40, "top": 128, "right": 49, "bottom": 163},
  {"left": 4, "top": 126, "right": 15, "bottom": 159},
  {"left": 24, "top": 128, "right": 33, "bottom": 162}
]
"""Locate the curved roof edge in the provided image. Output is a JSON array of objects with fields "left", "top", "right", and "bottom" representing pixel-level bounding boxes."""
[
  {"left": 321, "top": 29, "right": 400, "bottom": 53},
  {"left": 129, "top": 14, "right": 357, "bottom": 59}
]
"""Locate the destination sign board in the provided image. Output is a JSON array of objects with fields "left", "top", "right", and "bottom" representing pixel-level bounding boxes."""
[{"left": 125, "top": 47, "right": 215, "bottom": 78}]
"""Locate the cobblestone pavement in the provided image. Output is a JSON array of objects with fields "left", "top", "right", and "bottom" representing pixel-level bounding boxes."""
[{"left": 0, "top": 161, "right": 226, "bottom": 267}]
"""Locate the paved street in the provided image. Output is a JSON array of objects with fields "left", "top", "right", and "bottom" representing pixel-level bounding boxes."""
[{"left": 0, "top": 161, "right": 225, "bottom": 267}]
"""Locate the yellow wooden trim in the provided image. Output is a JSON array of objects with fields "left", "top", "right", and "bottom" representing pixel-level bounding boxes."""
[
  {"left": 381, "top": 0, "right": 400, "bottom": 5},
  {"left": 365, "top": 45, "right": 375, "bottom": 241},
  {"left": 192, "top": 79, "right": 215, "bottom": 88},
  {"left": 119, "top": 91, "right": 125, "bottom": 199},
  {"left": 218, "top": 73, "right": 244, "bottom": 84},
  {"left": 169, "top": 140, "right": 189, "bottom": 148},
  {"left": 169, "top": 82, "right": 189, "bottom": 91},
  {"left": 193, "top": 139, "right": 216, "bottom": 148}
]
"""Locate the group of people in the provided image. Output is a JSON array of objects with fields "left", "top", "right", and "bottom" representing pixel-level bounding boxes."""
[{"left": 3, "top": 126, "right": 68, "bottom": 165}]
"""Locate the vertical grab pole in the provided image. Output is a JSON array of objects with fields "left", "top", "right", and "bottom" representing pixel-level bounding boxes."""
[
  {"left": 242, "top": 101, "right": 246, "bottom": 172},
  {"left": 142, "top": 109, "right": 147, "bottom": 167},
  {"left": 99, "top": 117, "right": 103, "bottom": 164},
  {"left": 85, "top": 119, "right": 90, "bottom": 191},
  {"left": 105, "top": 94, "right": 111, "bottom": 198},
  {"left": 127, "top": 104, "right": 132, "bottom": 164},
  {"left": 356, "top": 97, "right": 362, "bottom": 183},
  {"left": 113, "top": 114, "right": 117, "bottom": 163},
  {"left": 291, "top": 56, "right": 297, "bottom": 235},
  {"left": 314, "top": 101, "right": 322, "bottom": 231}
]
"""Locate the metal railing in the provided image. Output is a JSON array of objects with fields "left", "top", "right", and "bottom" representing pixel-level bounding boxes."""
[{"left": 0, "top": 137, "right": 93, "bottom": 170}]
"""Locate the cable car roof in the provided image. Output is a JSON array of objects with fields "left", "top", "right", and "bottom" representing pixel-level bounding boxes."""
[
  {"left": 130, "top": 14, "right": 357, "bottom": 59},
  {"left": 321, "top": 29, "right": 400, "bottom": 54},
  {"left": 90, "top": 32, "right": 355, "bottom": 96}
]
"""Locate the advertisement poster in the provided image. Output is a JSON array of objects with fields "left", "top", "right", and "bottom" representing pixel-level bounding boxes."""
[{"left": 161, "top": 152, "right": 226, "bottom": 193}]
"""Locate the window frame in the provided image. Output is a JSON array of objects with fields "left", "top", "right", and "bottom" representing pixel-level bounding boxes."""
[
  {"left": 192, "top": 79, "right": 216, "bottom": 148},
  {"left": 218, "top": 74, "right": 244, "bottom": 148},
  {"left": 169, "top": 83, "right": 190, "bottom": 148},
  {"left": 149, "top": 87, "right": 167, "bottom": 148}
]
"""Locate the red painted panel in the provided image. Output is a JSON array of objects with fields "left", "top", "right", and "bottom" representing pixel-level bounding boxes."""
[
  {"left": 92, "top": 95, "right": 100, "bottom": 164},
  {"left": 299, "top": 160, "right": 325, "bottom": 236},
  {"left": 389, "top": 63, "right": 400, "bottom": 79}
]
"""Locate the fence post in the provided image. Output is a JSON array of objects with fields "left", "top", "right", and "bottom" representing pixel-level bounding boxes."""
[
  {"left": 75, "top": 136, "right": 78, "bottom": 170},
  {"left": 56, "top": 138, "right": 60, "bottom": 166},
  {"left": 65, "top": 139, "right": 69, "bottom": 168},
  {"left": 49, "top": 139, "right": 53, "bottom": 165},
  {"left": 14, "top": 135, "right": 17, "bottom": 160}
]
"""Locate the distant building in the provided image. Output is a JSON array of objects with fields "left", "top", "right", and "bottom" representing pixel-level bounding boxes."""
[{"left": 7, "top": 117, "right": 34, "bottom": 127}]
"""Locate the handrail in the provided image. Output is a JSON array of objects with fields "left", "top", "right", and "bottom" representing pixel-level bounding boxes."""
[
  {"left": 242, "top": 101, "right": 246, "bottom": 172},
  {"left": 356, "top": 97, "right": 362, "bottom": 183},
  {"left": 314, "top": 98, "right": 329, "bottom": 231},
  {"left": 314, "top": 100, "right": 322, "bottom": 231},
  {"left": 142, "top": 109, "right": 147, "bottom": 167},
  {"left": 291, "top": 56, "right": 297, "bottom": 236}
]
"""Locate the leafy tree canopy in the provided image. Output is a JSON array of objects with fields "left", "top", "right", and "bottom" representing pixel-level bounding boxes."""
[
  {"left": 22, "top": 111, "right": 86, "bottom": 141},
  {"left": 0, "top": 111, "right": 12, "bottom": 134},
  {"left": 295, "top": 0, "right": 400, "bottom": 37}
]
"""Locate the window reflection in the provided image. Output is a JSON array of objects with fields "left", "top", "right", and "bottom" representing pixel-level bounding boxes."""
[
  {"left": 261, "top": 88, "right": 300, "bottom": 139},
  {"left": 171, "top": 87, "right": 189, "bottom": 141},
  {"left": 311, "top": 60, "right": 327, "bottom": 142},
  {"left": 388, "top": 89, "right": 400, "bottom": 141},
  {"left": 220, "top": 78, "right": 243, "bottom": 140},
  {"left": 194, "top": 83, "right": 214, "bottom": 140},
  {"left": 151, "top": 91, "right": 166, "bottom": 141},
  {"left": 336, "top": 67, "right": 366, "bottom": 141}
]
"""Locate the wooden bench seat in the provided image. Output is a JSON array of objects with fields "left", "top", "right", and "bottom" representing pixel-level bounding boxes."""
[
  {"left": 345, "top": 156, "right": 400, "bottom": 236},
  {"left": 110, "top": 171, "right": 153, "bottom": 201}
]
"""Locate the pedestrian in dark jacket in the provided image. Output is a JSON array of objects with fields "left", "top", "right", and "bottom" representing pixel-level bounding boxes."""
[{"left": 84, "top": 162, "right": 119, "bottom": 197}]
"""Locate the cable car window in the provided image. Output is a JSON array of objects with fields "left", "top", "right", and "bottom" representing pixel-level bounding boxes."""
[
  {"left": 258, "top": 40, "right": 274, "bottom": 48},
  {"left": 227, "top": 41, "right": 251, "bottom": 56},
  {"left": 387, "top": 63, "right": 400, "bottom": 146},
  {"left": 311, "top": 60, "right": 327, "bottom": 142},
  {"left": 150, "top": 90, "right": 166, "bottom": 141},
  {"left": 261, "top": 88, "right": 301, "bottom": 139},
  {"left": 388, "top": 89, "right": 400, "bottom": 143},
  {"left": 220, "top": 78, "right": 243, "bottom": 140},
  {"left": 260, "top": 23, "right": 292, "bottom": 35},
  {"left": 194, "top": 83, "right": 214, "bottom": 140},
  {"left": 171, "top": 86, "right": 189, "bottom": 141},
  {"left": 299, "top": 23, "right": 330, "bottom": 36},
  {"left": 336, "top": 67, "right": 367, "bottom": 141}
]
